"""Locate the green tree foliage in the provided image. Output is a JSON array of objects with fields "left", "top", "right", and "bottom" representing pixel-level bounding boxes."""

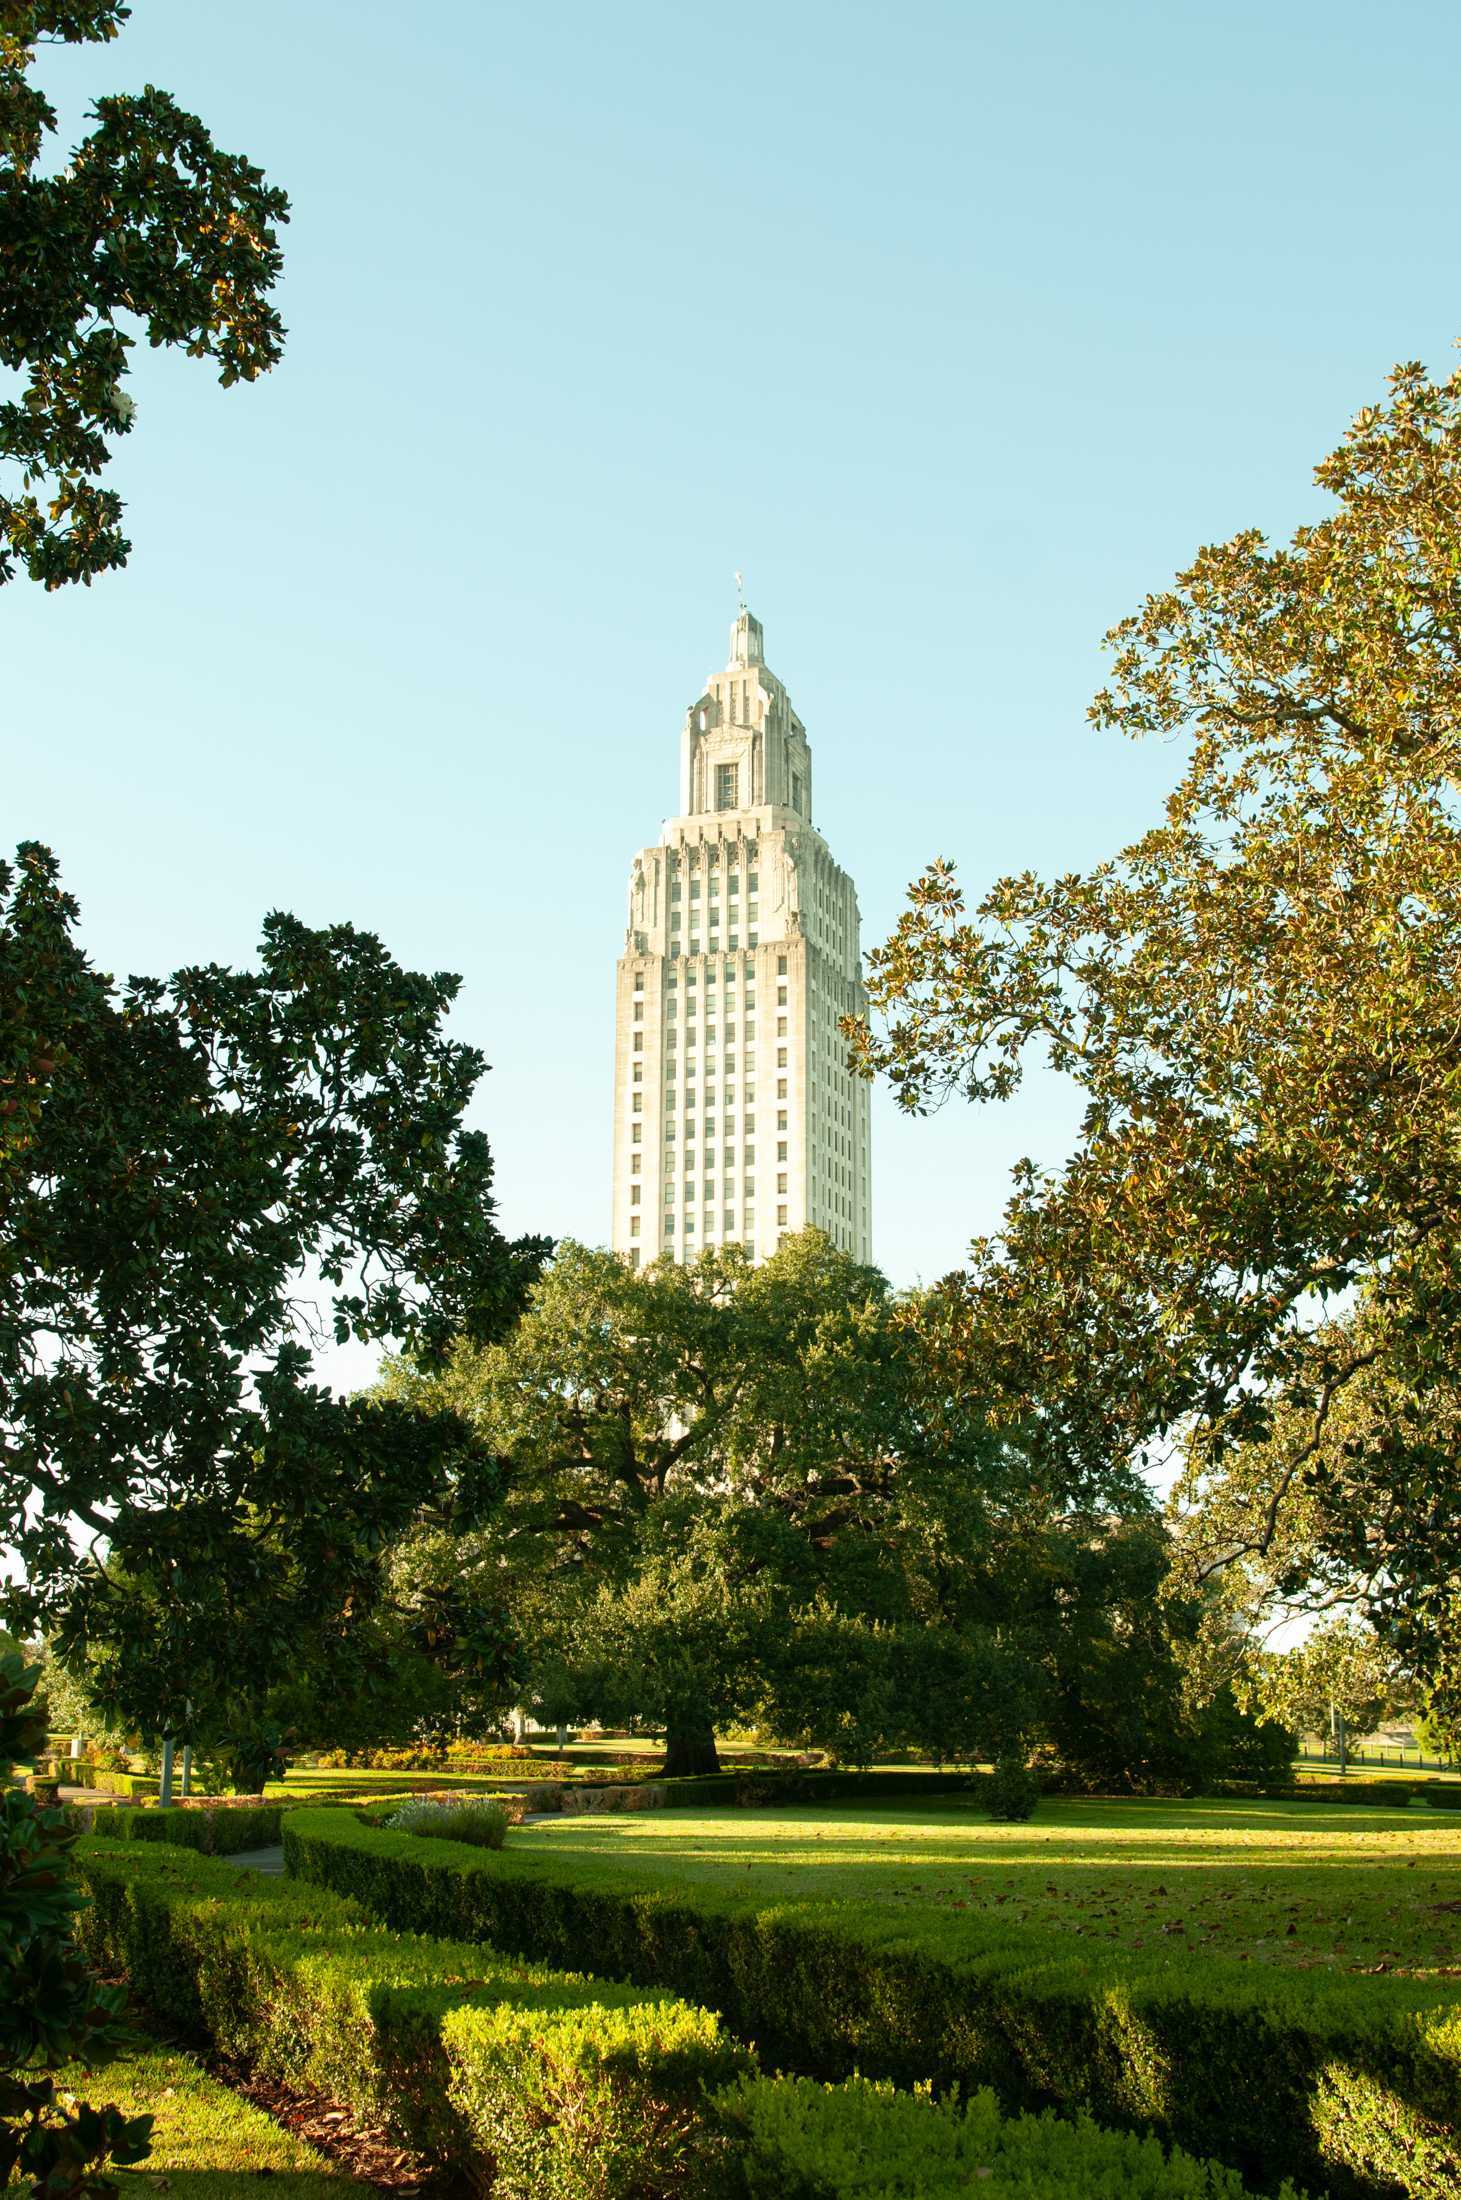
[
  {"left": 0, "top": 843, "right": 548, "bottom": 1745},
  {"left": 0, "top": 1651, "right": 151, "bottom": 2199},
  {"left": 0, "top": 1, "right": 288, "bottom": 586},
  {"left": 392, "top": 1234, "right": 1252, "bottom": 1785},
  {"left": 1254, "top": 1620, "right": 1397, "bottom": 1755},
  {"left": 851, "top": 358, "right": 1461, "bottom": 1698}
]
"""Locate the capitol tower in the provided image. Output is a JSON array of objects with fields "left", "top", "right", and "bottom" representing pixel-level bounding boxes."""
[{"left": 611, "top": 603, "right": 872, "bottom": 1267}]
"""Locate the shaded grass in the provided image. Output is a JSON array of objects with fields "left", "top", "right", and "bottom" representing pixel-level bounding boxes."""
[
  {"left": 513, "top": 1795, "right": 1461, "bottom": 1983},
  {"left": 56, "top": 2043, "right": 368, "bottom": 2198}
]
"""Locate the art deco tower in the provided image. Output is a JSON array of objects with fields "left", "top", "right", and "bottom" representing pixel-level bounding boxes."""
[{"left": 611, "top": 606, "right": 872, "bottom": 1267}]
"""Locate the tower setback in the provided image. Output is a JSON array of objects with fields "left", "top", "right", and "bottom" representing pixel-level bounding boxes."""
[{"left": 611, "top": 607, "right": 872, "bottom": 1266}]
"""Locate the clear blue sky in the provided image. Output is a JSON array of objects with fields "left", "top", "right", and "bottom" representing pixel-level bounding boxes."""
[{"left": 8, "top": 0, "right": 1461, "bottom": 1316}]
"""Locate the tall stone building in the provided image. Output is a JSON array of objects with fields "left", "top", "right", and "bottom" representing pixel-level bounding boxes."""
[{"left": 611, "top": 606, "right": 872, "bottom": 1267}]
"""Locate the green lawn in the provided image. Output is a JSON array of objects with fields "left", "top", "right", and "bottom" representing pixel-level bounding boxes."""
[
  {"left": 515, "top": 1795, "right": 1461, "bottom": 1982},
  {"left": 56, "top": 2043, "right": 369, "bottom": 2198}
]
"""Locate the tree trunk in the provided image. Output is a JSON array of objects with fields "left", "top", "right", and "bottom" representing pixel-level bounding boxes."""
[{"left": 662, "top": 1716, "right": 720, "bottom": 1778}]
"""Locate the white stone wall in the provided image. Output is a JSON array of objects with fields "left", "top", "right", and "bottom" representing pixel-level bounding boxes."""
[{"left": 611, "top": 614, "right": 872, "bottom": 1269}]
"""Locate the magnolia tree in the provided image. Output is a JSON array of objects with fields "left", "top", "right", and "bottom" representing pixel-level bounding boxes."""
[
  {"left": 1, "top": 1, "right": 288, "bottom": 586},
  {"left": 0, "top": 844, "right": 548, "bottom": 1762},
  {"left": 851, "top": 358, "right": 1461, "bottom": 1712}
]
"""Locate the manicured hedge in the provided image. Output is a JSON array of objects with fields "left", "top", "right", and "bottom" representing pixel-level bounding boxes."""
[
  {"left": 77, "top": 1836, "right": 749, "bottom": 2198},
  {"left": 67, "top": 1763, "right": 158, "bottom": 1795},
  {"left": 1423, "top": 1788, "right": 1461, "bottom": 1811},
  {"left": 717, "top": 2072, "right": 1301, "bottom": 2198},
  {"left": 283, "top": 1807, "right": 1461, "bottom": 2200},
  {"left": 102, "top": 1801, "right": 285, "bottom": 1854}
]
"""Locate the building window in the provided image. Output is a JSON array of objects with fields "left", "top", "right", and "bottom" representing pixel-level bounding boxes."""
[
  {"left": 633, "top": 1034, "right": 644, "bottom": 1052},
  {"left": 776, "top": 1016, "right": 787, "bottom": 1036},
  {"left": 777, "top": 1111, "right": 788, "bottom": 1130},
  {"left": 631, "top": 1154, "right": 641, "bottom": 1174},
  {"left": 633, "top": 1063, "right": 643, "bottom": 1082},
  {"left": 728, "top": 874, "right": 740, "bottom": 896},
  {"left": 776, "top": 1048, "right": 787, "bottom": 1067},
  {"left": 690, "top": 880, "right": 701, "bottom": 900},
  {"left": 744, "top": 1144, "right": 755, "bottom": 1163},
  {"left": 632, "top": 1093, "right": 643, "bottom": 1112},
  {"left": 777, "top": 1173, "right": 788, "bottom": 1193},
  {"left": 634, "top": 1001, "right": 643, "bottom": 1021},
  {"left": 629, "top": 1217, "right": 640, "bottom": 1237},
  {"left": 629, "top": 1249, "right": 640, "bottom": 1268},
  {"left": 630, "top": 1186, "right": 641, "bottom": 1205},
  {"left": 671, "top": 910, "right": 681, "bottom": 931},
  {"left": 634, "top": 971, "right": 644, "bottom": 992},
  {"left": 777, "top": 955, "right": 788, "bottom": 975},
  {"left": 777, "top": 1205, "right": 789, "bottom": 1226},
  {"left": 716, "top": 762, "right": 740, "bottom": 810},
  {"left": 777, "top": 1079, "right": 787, "bottom": 1098},
  {"left": 632, "top": 1124, "right": 642, "bottom": 1143},
  {"left": 777, "top": 1142, "right": 788, "bottom": 1161},
  {"left": 749, "top": 873, "right": 759, "bottom": 893},
  {"left": 778, "top": 986, "right": 788, "bottom": 1006}
]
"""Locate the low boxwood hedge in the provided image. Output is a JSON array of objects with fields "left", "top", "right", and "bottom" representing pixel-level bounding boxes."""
[
  {"left": 281, "top": 1806, "right": 1461, "bottom": 2199},
  {"left": 717, "top": 2071, "right": 1303, "bottom": 2198},
  {"left": 103, "top": 1802, "right": 285, "bottom": 1854},
  {"left": 77, "top": 1835, "right": 750, "bottom": 2198}
]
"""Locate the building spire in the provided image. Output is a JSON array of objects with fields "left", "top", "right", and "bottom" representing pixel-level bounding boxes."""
[{"left": 734, "top": 567, "right": 746, "bottom": 614}]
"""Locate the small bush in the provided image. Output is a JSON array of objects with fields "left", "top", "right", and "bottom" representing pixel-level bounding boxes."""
[
  {"left": 985, "top": 1754, "right": 1040, "bottom": 1821},
  {"left": 385, "top": 1795, "right": 509, "bottom": 1848}
]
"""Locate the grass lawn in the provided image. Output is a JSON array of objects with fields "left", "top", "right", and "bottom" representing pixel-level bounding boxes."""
[
  {"left": 515, "top": 1794, "right": 1461, "bottom": 1983},
  {"left": 56, "top": 2043, "right": 369, "bottom": 2198}
]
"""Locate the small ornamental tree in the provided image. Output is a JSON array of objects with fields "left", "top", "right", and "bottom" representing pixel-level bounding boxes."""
[
  {"left": 0, "top": 1650, "right": 151, "bottom": 2199},
  {"left": 0, "top": 843, "right": 548, "bottom": 1744},
  {"left": 1, "top": 2, "right": 289, "bottom": 586}
]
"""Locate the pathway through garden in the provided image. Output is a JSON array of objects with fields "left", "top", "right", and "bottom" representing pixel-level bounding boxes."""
[{"left": 232, "top": 1844, "right": 286, "bottom": 1874}]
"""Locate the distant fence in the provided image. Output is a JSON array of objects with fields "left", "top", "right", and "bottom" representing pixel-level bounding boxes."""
[{"left": 1296, "top": 1742, "right": 1459, "bottom": 1774}]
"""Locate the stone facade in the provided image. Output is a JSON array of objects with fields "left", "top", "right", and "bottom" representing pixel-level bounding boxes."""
[{"left": 611, "top": 608, "right": 872, "bottom": 1266}]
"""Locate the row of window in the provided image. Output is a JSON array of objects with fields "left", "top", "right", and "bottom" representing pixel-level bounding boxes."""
[{"left": 670, "top": 869, "right": 758, "bottom": 900}]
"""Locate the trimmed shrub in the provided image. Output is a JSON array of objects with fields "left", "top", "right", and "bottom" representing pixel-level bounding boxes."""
[
  {"left": 385, "top": 1795, "right": 509, "bottom": 1848},
  {"left": 76, "top": 1836, "right": 750, "bottom": 2198},
  {"left": 1422, "top": 1787, "right": 1461, "bottom": 1811},
  {"left": 104, "top": 1802, "right": 284, "bottom": 1855},
  {"left": 282, "top": 1805, "right": 1461, "bottom": 2200},
  {"left": 716, "top": 2072, "right": 1300, "bottom": 2197},
  {"left": 985, "top": 1756, "right": 1040, "bottom": 1821}
]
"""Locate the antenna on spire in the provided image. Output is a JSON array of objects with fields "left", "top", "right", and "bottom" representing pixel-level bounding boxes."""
[{"left": 734, "top": 568, "right": 746, "bottom": 613}]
